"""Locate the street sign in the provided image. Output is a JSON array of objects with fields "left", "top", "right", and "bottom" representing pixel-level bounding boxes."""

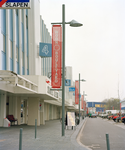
[
  {"left": 69, "top": 87, "right": 75, "bottom": 92},
  {"left": 73, "top": 92, "right": 81, "bottom": 98},
  {"left": 39, "top": 43, "right": 52, "bottom": 57},
  {"left": 65, "top": 79, "right": 71, "bottom": 86}
]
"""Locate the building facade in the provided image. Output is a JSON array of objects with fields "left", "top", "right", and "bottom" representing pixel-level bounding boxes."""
[
  {"left": 0, "top": 0, "right": 84, "bottom": 127},
  {"left": 87, "top": 102, "right": 105, "bottom": 113},
  {"left": 121, "top": 99, "right": 125, "bottom": 113}
]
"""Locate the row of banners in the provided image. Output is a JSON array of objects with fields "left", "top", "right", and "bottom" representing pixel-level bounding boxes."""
[{"left": 0, "top": 2, "right": 86, "bottom": 109}]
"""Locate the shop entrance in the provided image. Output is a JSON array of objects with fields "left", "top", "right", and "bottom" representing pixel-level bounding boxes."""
[{"left": 21, "top": 100, "right": 28, "bottom": 124}]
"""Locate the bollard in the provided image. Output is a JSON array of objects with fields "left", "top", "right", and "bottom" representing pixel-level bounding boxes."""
[
  {"left": 35, "top": 119, "right": 37, "bottom": 139},
  {"left": 106, "top": 134, "right": 110, "bottom": 150},
  {"left": 19, "top": 128, "right": 23, "bottom": 150}
]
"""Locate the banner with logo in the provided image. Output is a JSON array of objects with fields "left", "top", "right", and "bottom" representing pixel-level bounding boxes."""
[
  {"left": 0, "top": 0, "right": 30, "bottom": 9},
  {"left": 75, "top": 81, "right": 79, "bottom": 104},
  {"left": 39, "top": 43, "right": 52, "bottom": 57},
  {"left": 51, "top": 25, "right": 62, "bottom": 88}
]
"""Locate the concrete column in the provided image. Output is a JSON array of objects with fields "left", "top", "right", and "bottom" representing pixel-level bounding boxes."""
[
  {"left": 40, "top": 100, "right": 45, "bottom": 125},
  {"left": 44, "top": 103, "right": 46, "bottom": 120},
  {"left": 53, "top": 105, "right": 55, "bottom": 119},
  {"left": 0, "top": 10, "right": 1, "bottom": 70},
  {"left": 45, "top": 103, "right": 47, "bottom": 120},
  {"left": 23, "top": 10, "right": 27, "bottom": 75},
  {"left": 13, "top": 10, "right": 16, "bottom": 72},
  {"left": 47, "top": 104, "right": 49, "bottom": 120},
  {"left": 0, "top": 93, "right": 6, "bottom": 127},
  {"left": 6, "top": 10, "right": 10, "bottom": 70},
  {"left": 28, "top": 98, "right": 40, "bottom": 126},
  {"left": 9, "top": 96, "right": 14, "bottom": 115},
  {"left": 16, "top": 97, "right": 21, "bottom": 125},
  {"left": 18, "top": 10, "right": 22, "bottom": 75},
  {"left": 13, "top": 97, "right": 18, "bottom": 118},
  {"left": 51, "top": 105, "right": 54, "bottom": 120},
  {"left": 8, "top": 96, "right": 18, "bottom": 125}
]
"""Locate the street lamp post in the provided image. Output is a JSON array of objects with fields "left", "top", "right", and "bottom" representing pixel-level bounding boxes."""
[
  {"left": 79, "top": 73, "right": 86, "bottom": 124},
  {"left": 51, "top": 4, "right": 83, "bottom": 136}
]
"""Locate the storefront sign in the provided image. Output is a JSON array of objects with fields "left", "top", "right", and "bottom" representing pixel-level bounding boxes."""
[
  {"left": 0, "top": 0, "right": 30, "bottom": 9},
  {"left": 95, "top": 104, "right": 106, "bottom": 108},
  {"left": 51, "top": 25, "right": 62, "bottom": 88},
  {"left": 67, "top": 112, "right": 75, "bottom": 126}
]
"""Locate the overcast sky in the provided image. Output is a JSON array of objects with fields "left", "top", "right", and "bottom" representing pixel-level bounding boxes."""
[{"left": 40, "top": 0, "right": 125, "bottom": 102}]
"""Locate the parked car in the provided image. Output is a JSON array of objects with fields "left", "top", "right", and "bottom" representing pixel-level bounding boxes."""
[
  {"left": 108, "top": 114, "right": 114, "bottom": 120},
  {"left": 113, "top": 114, "right": 120, "bottom": 122},
  {"left": 89, "top": 113, "right": 97, "bottom": 118},
  {"left": 122, "top": 117, "right": 125, "bottom": 124},
  {"left": 116, "top": 116, "right": 122, "bottom": 122},
  {"left": 102, "top": 113, "right": 108, "bottom": 118}
]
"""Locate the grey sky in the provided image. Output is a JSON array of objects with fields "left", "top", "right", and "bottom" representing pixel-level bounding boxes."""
[{"left": 40, "top": 0, "right": 125, "bottom": 102}]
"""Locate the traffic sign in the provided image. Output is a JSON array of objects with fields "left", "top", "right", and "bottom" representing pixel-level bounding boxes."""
[{"left": 65, "top": 79, "right": 71, "bottom": 86}]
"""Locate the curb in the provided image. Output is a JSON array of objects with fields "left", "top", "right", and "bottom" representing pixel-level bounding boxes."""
[
  {"left": 77, "top": 118, "right": 92, "bottom": 150},
  {"left": 71, "top": 117, "right": 90, "bottom": 150}
]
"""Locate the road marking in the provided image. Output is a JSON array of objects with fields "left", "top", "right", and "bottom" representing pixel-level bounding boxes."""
[
  {"left": 0, "top": 139, "right": 6, "bottom": 142},
  {"left": 87, "top": 144, "right": 100, "bottom": 149}
]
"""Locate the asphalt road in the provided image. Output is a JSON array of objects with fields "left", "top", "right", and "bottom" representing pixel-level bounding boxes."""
[{"left": 80, "top": 117, "right": 125, "bottom": 150}]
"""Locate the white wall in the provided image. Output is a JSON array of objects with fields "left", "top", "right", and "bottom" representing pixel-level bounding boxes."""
[{"left": 28, "top": 0, "right": 41, "bottom": 75}]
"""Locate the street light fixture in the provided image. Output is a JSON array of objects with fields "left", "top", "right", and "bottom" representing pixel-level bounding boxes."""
[
  {"left": 51, "top": 4, "right": 83, "bottom": 136},
  {"left": 79, "top": 73, "right": 86, "bottom": 124}
]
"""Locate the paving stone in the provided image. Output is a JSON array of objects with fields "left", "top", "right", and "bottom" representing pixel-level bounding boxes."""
[{"left": 0, "top": 118, "right": 88, "bottom": 150}]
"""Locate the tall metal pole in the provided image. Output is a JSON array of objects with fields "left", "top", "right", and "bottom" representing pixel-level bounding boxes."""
[
  {"left": 106, "top": 134, "right": 110, "bottom": 150},
  {"left": 35, "top": 119, "right": 37, "bottom": 139},
  {"left": 62, "top": 4, "right": 65, "bottom": 136},
  {"left": 79, "top": 73, "right": 80, "bottom": 124}
]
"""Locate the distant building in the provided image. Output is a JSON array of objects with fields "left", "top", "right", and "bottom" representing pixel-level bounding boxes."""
[{"left": 87, "top": 102, "right": 105, "bottom": 113}]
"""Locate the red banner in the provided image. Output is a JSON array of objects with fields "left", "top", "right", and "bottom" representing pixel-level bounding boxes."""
[
  {"left": 51, "top": 25, "right": 62, "bottom": 88},
  {"left": 81, "top": 95, "right": 83, "bottom": 109},
  {"left": 75, "top": 81, "right": 79, "bottom": 104}
]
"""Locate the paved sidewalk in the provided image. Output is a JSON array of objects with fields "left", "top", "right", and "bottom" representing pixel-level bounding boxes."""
[{"left": 0, "top": 118, "right": 88, "bottom": 150}]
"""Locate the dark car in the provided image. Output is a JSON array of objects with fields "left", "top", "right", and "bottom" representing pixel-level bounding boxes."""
[{"left": 122, "top": 117, "right": 125, "bottom": 124}]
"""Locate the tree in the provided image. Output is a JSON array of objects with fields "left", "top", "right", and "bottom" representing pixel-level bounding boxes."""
[{"left": 102, "top": 98, "right": 120, "bottom": 110}]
